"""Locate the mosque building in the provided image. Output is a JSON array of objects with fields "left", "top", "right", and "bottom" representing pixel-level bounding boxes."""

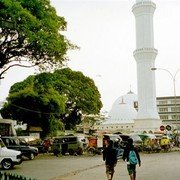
[
  {"left": 95, "top": 0, "right": 162, "bottom": 133},
  {"left": 95, "top": 91, "right": 180, "bottom": 133},
  {"left": 95, "top": 0, "right": 164, "bottom": 133}
]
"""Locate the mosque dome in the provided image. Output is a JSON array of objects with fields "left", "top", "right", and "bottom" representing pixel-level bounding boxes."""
[
  {"left": 111, "top": 90, "right": 138, "bottom": 108},
  {"left": 103, "top": 91, "right": 138, "bottom": 125}
]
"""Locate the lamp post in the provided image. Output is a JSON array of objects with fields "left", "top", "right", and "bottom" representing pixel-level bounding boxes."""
[{"left": 151, "top": 67, "right": 180, "bottom": 131}]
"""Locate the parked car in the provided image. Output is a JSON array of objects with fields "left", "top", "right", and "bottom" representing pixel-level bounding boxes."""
[
  {"left": 0, "top": 138, "right": 22, "bottom": 170},
  {"left": 1, "top": 136, "right": 38, "bottom": 160}
]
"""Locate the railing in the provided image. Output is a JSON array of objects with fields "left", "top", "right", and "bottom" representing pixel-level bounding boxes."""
[{"left": 0, "top": 171, "right": 36, "bottom": 180}]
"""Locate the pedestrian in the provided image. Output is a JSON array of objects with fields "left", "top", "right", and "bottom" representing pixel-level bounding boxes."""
[
  {"left": 103, "top": 140, "right": 117, "bottom": 180},
  {"left": 123, "top": 138, "right": 141, "bottom": 180}
]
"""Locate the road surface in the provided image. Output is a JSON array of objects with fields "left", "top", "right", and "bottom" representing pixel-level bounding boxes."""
[{"left": 1, "top": 151, "right": 180, "bottom": 180}]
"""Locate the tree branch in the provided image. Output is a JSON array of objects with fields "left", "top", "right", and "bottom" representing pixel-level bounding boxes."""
[{"left": 0, "top": 63, "right": 37, "bottom": 79}]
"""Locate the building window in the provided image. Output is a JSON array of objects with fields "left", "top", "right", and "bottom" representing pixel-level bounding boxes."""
[
  {"left": 171, "top": 107, "right": 180, "bottom": 112},
  {"left": 160, "top": 115, "right": 168, "bottom": 120},
  {"left": 159, "top": 108, "right": 168, "bottom": 112},
  {"left": 159, "top": 101, "right": 168, "bottom": 105},
  {"left": 134, "top": 101, "right": 138, "bottom": 108},
  {"left": 170, "top": 100, "right": 180, "bottom": 104},
  {"left": 171, "top": 115, "right": 180, "bottom": 120},
  {"left": 170, "top": 99, "right": 180, "bottom": 104},
  {"left": 171, "top": 107, "right": 175, "bottom": 112}
]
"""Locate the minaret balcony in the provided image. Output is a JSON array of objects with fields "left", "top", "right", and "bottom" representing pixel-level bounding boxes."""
[
  {"left": 133, "top": 48, "right": 158, "bottom": 61},
  {"left": 132, "top": 1, "right": 156, "bottom": 15}
]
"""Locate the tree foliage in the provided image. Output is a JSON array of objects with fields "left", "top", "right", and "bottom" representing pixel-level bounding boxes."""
[
  {"left": 1, "top": 75, "right": 66, "bottom": 137},
  {"left": 0, "top": 0, "right": 75, "bottom": 79},
  {"left": 0, "top": 68, "right": 103, "bottom": 136}
]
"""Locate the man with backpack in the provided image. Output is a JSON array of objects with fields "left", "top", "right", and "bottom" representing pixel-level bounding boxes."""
[{"left": 123, "top": 138, "right": 141, "bottom": 180}]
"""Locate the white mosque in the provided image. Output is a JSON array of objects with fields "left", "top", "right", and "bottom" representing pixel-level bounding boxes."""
[{"left": 96, "top": 0, "right": 163, "bottom": 133}]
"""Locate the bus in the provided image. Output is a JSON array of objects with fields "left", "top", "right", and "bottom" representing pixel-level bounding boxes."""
[{"left": 51, "top": 135, "right": 87, "bottom": 156}]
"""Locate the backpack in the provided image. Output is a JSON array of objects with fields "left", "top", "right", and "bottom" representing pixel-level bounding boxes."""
[{"left": 129, "top": 150, "right": 138, "bottom": 165}]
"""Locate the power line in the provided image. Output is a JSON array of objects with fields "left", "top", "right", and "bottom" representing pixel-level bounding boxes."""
[{"left": 11, "top": 103, "right": 60, "bottom": 115}]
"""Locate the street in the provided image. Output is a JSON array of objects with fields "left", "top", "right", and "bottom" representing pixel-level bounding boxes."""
[{"left": 1, "top": 151, "right": 180, "bottom": 180}]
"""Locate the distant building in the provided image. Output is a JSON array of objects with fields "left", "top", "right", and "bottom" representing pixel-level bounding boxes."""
[
  {"left": 0, "top": 119, "right": 17, "bottom": 136},
  {"left": 156, "top": 96, "right": 180, "bottom": 128},
  {"left": 134, "top": 96, "right": 180, "bottom": 129},
  {"left": 133, "top": 95, "right": 180, "bottom": 128}
]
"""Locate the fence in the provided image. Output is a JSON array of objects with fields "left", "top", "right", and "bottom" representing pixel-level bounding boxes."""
[{"left": 0, "top": 171, "right": 36, "bottom": 180}]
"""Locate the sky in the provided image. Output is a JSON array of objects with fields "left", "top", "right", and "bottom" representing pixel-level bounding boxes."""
[{"left": 0, "top": 0, "right": 180, "bottom": 113}]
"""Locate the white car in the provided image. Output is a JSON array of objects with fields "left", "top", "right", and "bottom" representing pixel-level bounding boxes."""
[{"left": 0, "top": 138, "right": 22, "bottom": 170}]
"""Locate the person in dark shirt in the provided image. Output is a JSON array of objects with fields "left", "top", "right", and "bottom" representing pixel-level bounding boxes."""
[
  {"left": 123, "top": 138, "right": 141, "bottom": 180},
  {"left": 103, "top": 140, "right": 117, "bottom": 180}
]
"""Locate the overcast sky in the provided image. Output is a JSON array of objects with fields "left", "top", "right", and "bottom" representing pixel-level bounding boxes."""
[{"left": 0, "top": 0, "right": 180, "bottom": 113}]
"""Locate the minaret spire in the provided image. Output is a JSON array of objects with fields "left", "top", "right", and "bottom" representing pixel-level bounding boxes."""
[{"left": 132, "top": 0, "right": 162, "bottom": 132}]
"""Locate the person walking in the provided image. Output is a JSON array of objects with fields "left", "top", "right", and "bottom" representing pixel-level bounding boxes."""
[
  {"left": 103, "top": 140, "right": 118, "bottom": 180},
  {"left": 123, "top": 138, "right": 141, "bottom": 180}
]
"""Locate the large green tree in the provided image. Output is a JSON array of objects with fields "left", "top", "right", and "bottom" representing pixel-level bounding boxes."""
[
  {"left": 0, "top": 0, "right": 75, "bottom": 79},
  {"left": 0, "top": 68, "right": 102, "bottom": 136},
  {"left": 1, "top": 74, "right": 66, "bottom": 137}
]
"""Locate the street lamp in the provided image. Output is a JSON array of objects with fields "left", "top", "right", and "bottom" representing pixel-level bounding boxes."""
[{"left": 151, "top": 67, "right": 180, "bottom": 130}]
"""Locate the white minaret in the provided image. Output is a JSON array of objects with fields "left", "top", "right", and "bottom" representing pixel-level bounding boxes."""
[{"left": 132, "top": 0, "right": 162, "bottom": 132}]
